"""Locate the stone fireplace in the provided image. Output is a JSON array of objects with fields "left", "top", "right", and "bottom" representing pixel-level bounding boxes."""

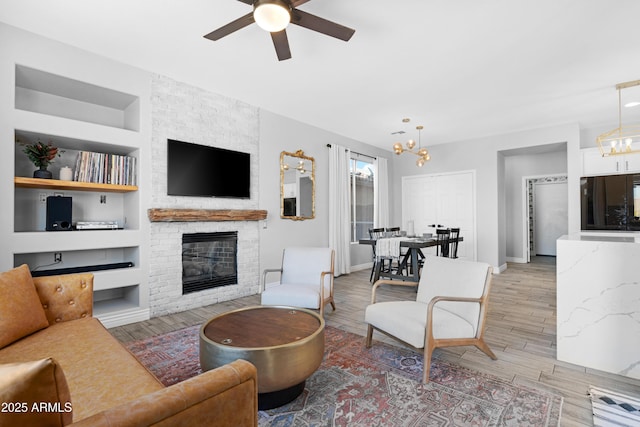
[
  {"left": 182, "top": 231, "right": 238, "bottom": 294},
  {"left": 147, "top": 209, "right": 266, "bottom": 317}
]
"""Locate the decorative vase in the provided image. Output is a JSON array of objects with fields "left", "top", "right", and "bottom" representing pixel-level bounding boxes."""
[
  {"left": 59, "top": 167, "right": 73, "bottom": 181},
  {"left": 33, "top": 166, "right": 52, "bottom": 179}
]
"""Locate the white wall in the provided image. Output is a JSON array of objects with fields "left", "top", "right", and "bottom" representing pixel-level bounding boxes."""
[
  {"left": 258, "top": 110, "right": 393, "bottom": 272},
  {"left": 389, "top": 123, "right": 581, "bottom": 271},
  {"left": 504, "top": 149, "right": 568, "bottom": 261}
]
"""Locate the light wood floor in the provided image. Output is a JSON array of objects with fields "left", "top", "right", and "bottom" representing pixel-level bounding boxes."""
[{"left": 110, "top": 256, "right": 640, "bottom": 426}]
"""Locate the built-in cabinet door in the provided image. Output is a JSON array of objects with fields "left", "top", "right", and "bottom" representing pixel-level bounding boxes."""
[
  {"left": 624, "top": 154, "right": 640, "bottom": 173},
  {"left": 402, "top": 171, "right": 476, "bottom": 261},
  {"left": 582, "top": 147, "right": 640, "bottom": 176},
  {"left": 582, "top": 148, "right": 620, "bottom": 175}
]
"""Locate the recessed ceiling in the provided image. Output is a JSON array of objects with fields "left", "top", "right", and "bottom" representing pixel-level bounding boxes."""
[{"left": 2, "top": 0, "right": 640, "bottom": 151}]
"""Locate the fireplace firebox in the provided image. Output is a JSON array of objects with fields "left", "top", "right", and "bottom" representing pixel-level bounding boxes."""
[{"left": 182, "top": 232, "right": 237, "bottom": 294}]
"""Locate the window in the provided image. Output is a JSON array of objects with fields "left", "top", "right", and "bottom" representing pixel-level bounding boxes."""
[{"left": 349, "top": 156, "right": 374, "bottom": 242}]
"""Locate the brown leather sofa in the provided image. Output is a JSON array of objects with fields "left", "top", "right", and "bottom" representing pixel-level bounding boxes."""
[{"left": 0, "top": 265, "right": 258, "bottom": 426}]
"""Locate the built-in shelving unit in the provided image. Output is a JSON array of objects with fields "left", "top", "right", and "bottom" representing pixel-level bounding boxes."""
[{"left": 2, "top": 28, "right": 151, "bottom": 329}]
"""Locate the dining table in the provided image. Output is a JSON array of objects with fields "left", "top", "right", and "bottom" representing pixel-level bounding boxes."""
[{"left": 359, "top": 235, "right": 463, "bottom": 283}]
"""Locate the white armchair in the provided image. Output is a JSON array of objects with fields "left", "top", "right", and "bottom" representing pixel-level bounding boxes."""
[
  {"left": 261, "top": 247, "right": 336, "bottom": 317},
  {"left": 365, "top": 255, "right": 496, "bottom": 383}
]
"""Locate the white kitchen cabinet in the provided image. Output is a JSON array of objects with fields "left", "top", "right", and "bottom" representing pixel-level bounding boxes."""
[{"left": 582, "top": 147, "right": 640, "bottom": 176}]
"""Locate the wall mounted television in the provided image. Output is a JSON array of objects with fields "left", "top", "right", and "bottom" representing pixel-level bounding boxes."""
[{"left": 167, "top": 139, "right": 250, "bottom": 199}]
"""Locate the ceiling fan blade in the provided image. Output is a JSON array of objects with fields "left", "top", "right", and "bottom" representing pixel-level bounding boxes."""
[
  {"left": 291, "top": 0, "right": 312, "bottom": 6},
  {"left": 204, "top": 12, "right": 255, "bottom": 41},
  {"left": 236, "top": 0, "right": 254, "bottom": 4},
  {"left": 271, "top": 30, "right": 292, "bottom": 61},
  {"left": 291, "top": 9, "right": 355, "bottom": 41}
]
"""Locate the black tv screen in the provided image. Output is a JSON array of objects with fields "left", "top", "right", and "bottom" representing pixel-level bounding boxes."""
[{"left": 167, "top": 139, "right": 250, "bottom": 198}]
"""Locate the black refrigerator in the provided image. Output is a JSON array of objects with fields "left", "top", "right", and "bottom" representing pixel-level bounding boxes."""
[{"left": 581, "top": 174, "right": 640, "bottom": 230}]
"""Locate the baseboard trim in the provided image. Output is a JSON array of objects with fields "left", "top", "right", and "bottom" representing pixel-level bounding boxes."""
[
  {"left": 493, "top": 263, "right": 508, "bottom": 274},
  {"left": 506, "top": 257, "right": 527, "bottom": 264},
  {"left": 350, "top": 262, "right": 373, "bottom": 272},
  {"left": 98, "top": 308, "right": 150, "bottom": 328}
]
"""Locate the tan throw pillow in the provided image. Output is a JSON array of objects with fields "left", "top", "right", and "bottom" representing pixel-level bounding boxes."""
[
  {"left": 0, "top": 358, "right": 73, "bottom": 427},
  {"left": 0, "top": 264, "right": 49, "bottom": 349}
]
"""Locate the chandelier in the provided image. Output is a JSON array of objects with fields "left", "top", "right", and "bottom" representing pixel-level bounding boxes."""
[
  {"left": 392, "top": 121, "right": 431, "bottom": 167},
  {"left": 282, "top": 159, "right": 309, "bottom": 174},
  {"left": 597, "top": 79, "right": 640, "bottom": 156}
]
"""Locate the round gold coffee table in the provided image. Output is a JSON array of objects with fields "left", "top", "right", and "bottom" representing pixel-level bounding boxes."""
[{"left": 199, "top": 305, "right": 325, "bottom": 409}]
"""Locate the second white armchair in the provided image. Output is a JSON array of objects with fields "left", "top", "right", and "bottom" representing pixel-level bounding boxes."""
[{"left": 365, "top": 255, "right": 496, "bottom": 383}]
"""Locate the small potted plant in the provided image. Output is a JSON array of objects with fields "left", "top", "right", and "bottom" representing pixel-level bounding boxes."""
[{"left": 21, "top": 139, "right": 62, "bottom": 179}]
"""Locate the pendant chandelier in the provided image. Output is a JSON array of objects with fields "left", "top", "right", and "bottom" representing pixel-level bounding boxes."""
[
  {"left": 392, "top": 120, "right": 431, "bottom": 167},
  {"left": 597, "top": 79, "right": 640, "bottom": 156}
]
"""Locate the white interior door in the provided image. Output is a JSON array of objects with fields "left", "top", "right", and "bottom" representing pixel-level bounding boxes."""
[
  {"left": 402, "top": 175, "right": 437, "bottom": 235},
  {"left": 436, "top": 172, "right": 475, "bottom": 260},
  {"left": 402, "top": 171, "right": 476, "bottom": 260},
  {"left": 533, "top": 182, "right": 568, "bottom": 256}
]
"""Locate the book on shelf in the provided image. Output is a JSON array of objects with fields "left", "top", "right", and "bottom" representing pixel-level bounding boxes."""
[{"left": 73, "top": 151, "right": 137, "bottom": 186}]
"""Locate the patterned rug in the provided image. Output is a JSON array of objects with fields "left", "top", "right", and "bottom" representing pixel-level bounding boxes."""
[
  {"left": 589, "top": 386, "right": 640, "bottom": 426},
  {"left": 125, "top": 325, "right": 562, "bottom": 426}
]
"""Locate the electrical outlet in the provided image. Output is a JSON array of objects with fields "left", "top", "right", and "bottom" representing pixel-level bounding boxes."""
[
  {"left": 39, "top": 193, "right": 48, "bottom": 203},
  {"left": 54, "top": 253, "right": 62, "bottom": 263}
]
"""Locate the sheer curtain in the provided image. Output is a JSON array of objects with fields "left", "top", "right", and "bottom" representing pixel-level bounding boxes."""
[
  {"left": 328, "top": 144, "right": 352, "bottom": 276},
  {"left": 374, "top": 156, "right": 389, "bottom": 229}
]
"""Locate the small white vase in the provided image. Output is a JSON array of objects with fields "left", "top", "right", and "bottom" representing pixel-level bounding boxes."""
[{"left": 59, "top": 167, "right": 73, "bottom": 181}]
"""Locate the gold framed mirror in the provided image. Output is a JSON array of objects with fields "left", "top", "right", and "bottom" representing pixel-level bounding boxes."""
[{"left": 280, "top": 150, "right": 315, "bottom": 220}]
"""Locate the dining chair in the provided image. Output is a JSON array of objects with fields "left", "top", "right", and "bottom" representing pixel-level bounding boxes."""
[
  {"left": 260, "top": 247, "right": 335, "bottom": 317},
  {"left": 448, "top": 227, "right": 460, "bottom": 259},
  {"left": 365, "top": 255, "right": 497, "bottom": 383},
  {"left": 435, "top": 229, "right": 450, "bottom": 257},
  {"left": 369, "top": 228, "right": 387, "bottom": 281},
  {"left": 385, "top": 226, "right": 401, "bottom": 236},
  {"left": 385, "top": 226, "right": 407, "bottom": 274}
]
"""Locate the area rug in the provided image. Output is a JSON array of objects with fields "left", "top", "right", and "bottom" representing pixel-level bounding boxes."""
[
  {"left": 589, "top": 386, "right": 640, "bottom": 426},
  {"left": 125, "top": 325, "right": 562, "bottom": 426}
]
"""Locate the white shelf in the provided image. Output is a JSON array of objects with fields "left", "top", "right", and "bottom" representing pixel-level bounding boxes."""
[
  {"left": 11, "top": 230, "right": 142, "bottom": 253},
  {"left": 14, "top": 111, "right": 140, "bottom": 151}
]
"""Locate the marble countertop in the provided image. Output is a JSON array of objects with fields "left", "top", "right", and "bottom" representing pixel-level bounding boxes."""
[{"left": 559, "top": 232, "right": 640, "bottom": 243}]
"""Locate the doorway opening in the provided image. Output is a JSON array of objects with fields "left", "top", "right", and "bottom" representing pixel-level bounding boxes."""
[{"left": 523, "top": 175, "right": 568, "bottom": 262}]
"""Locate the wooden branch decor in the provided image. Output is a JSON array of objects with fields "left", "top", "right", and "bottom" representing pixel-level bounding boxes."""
[{"left": 148, "top": 209, "right": 267, "bottom": 222}]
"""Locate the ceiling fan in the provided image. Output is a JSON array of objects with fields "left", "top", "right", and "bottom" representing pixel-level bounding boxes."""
[{"left": 204, "top": 0, "right": 355, "bottom": 61}]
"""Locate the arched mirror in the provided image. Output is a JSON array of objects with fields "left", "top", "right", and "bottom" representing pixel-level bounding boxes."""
[{"left": 281, "top": 150, "right": 315, "bottom": 220}]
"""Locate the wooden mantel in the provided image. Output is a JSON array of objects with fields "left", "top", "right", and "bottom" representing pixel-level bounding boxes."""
[{"left": 148, "top": 208, "right": 267, "bottom": 222}]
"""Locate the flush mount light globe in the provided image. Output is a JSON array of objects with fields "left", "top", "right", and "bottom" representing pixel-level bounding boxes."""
[{"left": 254, "top": 0, "right": 291, "bottom": 32}]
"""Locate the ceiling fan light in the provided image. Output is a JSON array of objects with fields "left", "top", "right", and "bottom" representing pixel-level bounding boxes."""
[{"left": 254, "top": 0, "right": 291, "bottom": 32}]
